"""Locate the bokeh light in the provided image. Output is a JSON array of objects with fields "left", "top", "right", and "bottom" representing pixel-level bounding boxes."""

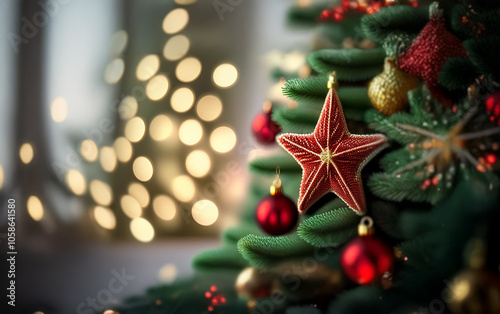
[
  {"left": 146, "top": 74, "right": 169, "bottom": 101},
  {"left": 94, "top": 206, "right": 116, "bottom": 230},
  {"left": 65, "top": 169, "right": 87, "bottom": 195},
  {"left": 136, "top": 54, "right": 160, "bottom": 81},
  {"left": 186, "top": 150, "right": 211, "bottom": 178},
  {"left": 175, "top": 57, "right": 202, "bottom": 83},
  {"left": 20, "top": 143, "right": 34, "bottom": 164},
  {"left": 113, "top": 137, "right": 133, "bottom": 162},
  {"left": 210, "top": 126, "right": 237, "bottom": 153},
  {"left": 125, "top": 117, "right": 146, "bottom": 143},
  {"left": 89, "top": 180, "right": 113, "bottom": 206},
  {"left": 128, "top": 183, "right": 150, "bottom": 208},
  {"left": 149, "top": 115, "right": 173, "bottom": 141},
  {"left": 174, "top": 0, "right": 197, "bottom": 4},
  {"left": 163, "top": 35, "right": 190, "bottom": 61},
  {"left": 179, "top": 119, "right": 203, "bottom": 146},
  {"left": 0, "top": 165, "right": 3, "bottom": 190},
  {"left": 213, "top": 63, "right": 238, "bottom": 88},
  {"left": 172, "top": 175, "right": 195, "bottom": 202},
  {"left": 119, "top": 96, "right": 138, "bottom": 120},
  {"left": 27, "top": 195, "right": 44, "bottom": 221},
  {"left": 196, "top": 95, "right": 222, "bottom": 122},
  {"left": 100, "top": 146, "right": 117, "bottom": 173},
  {"left": 51, "top": 97, "right": 67, "bottom": 122},
  {"left": 109, "top": 30, "right": 128, "bottom": 55},
  {"left": 80, "top": 139, "right": 99, "bottom": 162},
  {"left": 130, "top": 218, "right": 155, "bottom": 242},
  {"left": 104, "top": 58, "right": 125, "bottom": 84},
  {"left": 171, "top": 87, "right": 195, "bottom": 113},
  {"left": 133, "top": 156, "right": 154, "bottom": 182},
  {"left": 120, "top": 195, "right": 143, "bottom": 219},
  {"left": 159, "top": 263, "right": 177, "bottom": 283},
  {"left": 162, "top": 8, "right": 189, "bottom": 34},
  {"left": 153, "top": 195, "right": 177, "bottom": 221},
  {"left": 191, "top": 200, "right": 218, "bottom": 226}
]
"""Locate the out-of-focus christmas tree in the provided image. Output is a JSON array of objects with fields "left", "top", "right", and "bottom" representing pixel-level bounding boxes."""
[{"left": 110, "top": 0, "right": 500, "bottom": 313}]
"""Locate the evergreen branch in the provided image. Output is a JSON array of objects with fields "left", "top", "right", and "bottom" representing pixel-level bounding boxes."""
[
  {"left": 307, "top": 48, "right": 385, "bottom": 80},
  {"left": 248, "top": 154, "right": 302, "bottom": 174},
  {"left": 297, "top": 207, "right": 359, "bottom": 247},
  {"left": 439, "top": 57, "right": 478, "bottom": 91},
  {"left": 237, "top": 234, "right": 314, "bottom": 268},
  {"left": 368, "top": 172, "right": 429, "bottom": 203},
  {"left": 222, "top": 224, "right": 263, "bottom": 245},
  {"left": 192, "top": 246, "right": 248, "bottom": 271},
  {"left": 282, "top": 75, "right": 329, "bottom": 109},
  {"left": 272, "top": 107, "right": 319, "bottom": 134}
]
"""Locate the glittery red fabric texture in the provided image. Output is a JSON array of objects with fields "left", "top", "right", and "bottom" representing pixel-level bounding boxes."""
[
  {"left": 399, "top": 16, "right": 468, "bottom": 86},
  {"left": 277, "top": 89, "right": 387, "bottom": 214}
]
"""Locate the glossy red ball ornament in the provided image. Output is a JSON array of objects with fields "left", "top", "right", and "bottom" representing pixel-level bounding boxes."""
[
  {"left": 485, "top": 90, "right": 500, "bottom": 126},
  {"left": 255, "top": 176, "right": 298, "bottom": 236},
  {"left": 252, "top": 101, "right": 281, "bottom": 144},
  {"left": 340, "top": 218, "right": 394, "bottom": 285}
]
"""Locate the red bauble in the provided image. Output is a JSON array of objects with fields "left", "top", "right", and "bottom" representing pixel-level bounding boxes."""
[
  {"left": 485, "top": 91, "right": 500, "bottom": 126},
  {"left": 399, "top": 6, "right": 468, "bottom": 87},
  {"left": 252, "top": 103, "right": 281, "bottom": 144},
  {"left": 340, "top": 235, "right": 394, "bottom": 285},
  {"left": 255, "top": 193, "right": 298, "bottom": 236}
]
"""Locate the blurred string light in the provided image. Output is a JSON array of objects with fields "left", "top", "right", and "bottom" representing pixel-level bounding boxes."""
[
  {"left": 171, "top": 87, "right": 195, "bottom": 112},
  {"left": 186, "top": 150, "right": 211, "bottom": 178},
  {"left": 153, "top": 195, "right": 177, "bottom": 221},
  {"left": 80, "top": 139, "right": 98, "bottom": 162},
  {"left": 213, "top": 63, "right": 238, "bottom": 88},
  {"left": 192, "top": 200, "right": 218, "bottom": 226},
  {"left": 163, "top": 35, "right": 190, "bottom": 61},
  {"left": 109, "top": 30, "right": 128, "bottom": 55},
  {"left": 113, "top": 137, "right": 133, "bottom": 162},
  {"left": 174, "top": 0, "right": 197, "bottom": 4},
  {"left": 65, "top": 169, "right": 87, "bottom": 195},
  {"left": 159, "top": 263, "right": 178, "bottom": 283},
  {"left": 120, "top": 195, "right": 142, "bottom": 218},
  {"left": 94, "top": 206, "right": 116, "bottom": 230},
  {"left": 136, "top": 54, "right": 160, "bottom": 81},
  {"left": 179, "top": 119, "right": 203, "bottom": 145},
  {"left": 119, "top": 96, "right": 138, "bottom": 120},
  {"left": 130, "top": 217, "right": 155, "bottom": 242},
  {"left": 210, "top": 127, "right": 236, "bottom": 153},
  {"left": 100, "top": 146, "right": 117, "bottom": 173},
  {"left": 196, "top": 95, "right": 222, "bottom": 121},
  {"left": 104, "top": 58, "right": 125, "bottom": 84},
  {"left": 89, "top": 180, "right": 113, "bottom": 206},
  {"left": 133, "top": 156, "right": 154, "bottom": 182},
  {"left": 124, "top": 116, "right": 146, "bottom": 143},
  {"left": 175, "top": 57, "right": 202, "bottom": 83},
  {"left": 149, "top": 115, "right": 174, "bottom": 141},
  {"left": 19, "top": 143, "right": 34, "bottom": 164},
  {"left": 162, "top": 8, "right": 189, "bottom": 34},
  {"left": 51, "top": 97, "right": 67, "bottom": 122},
  {"left": 27, "top": 195, "right": 44, "bottom": 221},
  {"left": 146, "top": 74, "right": 170, "bottom": 101},
  {"left": 172, "top": 175, "right": 195, "bottom": 202},
  {"left": 128, "top": 182, "right": 150, "bottom": 208}
]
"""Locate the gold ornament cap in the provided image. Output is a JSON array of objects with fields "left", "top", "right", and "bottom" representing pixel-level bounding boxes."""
[
  {"left": 327, "top": 71, "right": 339, "bottom": 90},
  {"left": 270, "top": 168, "right": 282, "bottom": 196},
  {"left": 358, "top": 216, "right": 375, "bottom": 236}
]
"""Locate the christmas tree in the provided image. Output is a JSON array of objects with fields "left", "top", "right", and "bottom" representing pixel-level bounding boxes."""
[{"left": 111, "top": 1, "right": 500, "bottom": 313}]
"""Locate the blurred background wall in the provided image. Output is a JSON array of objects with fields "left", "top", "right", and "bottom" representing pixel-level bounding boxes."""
[{"left": 0, "top": 0, "right": 313, "bottom": 312}]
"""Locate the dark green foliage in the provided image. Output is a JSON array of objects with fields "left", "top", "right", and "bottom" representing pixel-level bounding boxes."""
[
  {"left": 273, "top": 106, "right": 320, "bottom": 133},
  {"left": 439, "top": 57, "right": 478, "bottom": 90},
  {"left": 248, "top": 154, "right": 302, "bottom": 174},
  {"left": 308, "top": 48, "right": 385, "bottom": 81},
  {"left": 297, "top": 207, "right": 359, "bottom": 247},
  {"left": 192, "top": 246, "right": 248, "bottom": 271},
  {"left": 463, "top": 35, "right": 500, "bottom": 81},
  {"left": 287, "top": 3, "right": 331, "bottom": 26},
  {"left": 361, "top": 5, "right": 429, "bottom": 43}
]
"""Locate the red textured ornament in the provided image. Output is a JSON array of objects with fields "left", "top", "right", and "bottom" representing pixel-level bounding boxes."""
[
  {"left": 252, "top": 101, "right": 281, "bottom": 144},
  {"left": 340, "top": 217, "right": 394, "bottom": 285},
  {"left": 278, "top": 86, "right": 387, "bottom": 214},
  {"left": 399, "top": 4, "right": 468, "bottom": 87},
  {"left": 485, "top": 91, "right": 500, "bottom": 126},
  {"left": 255, "top": 176, "right": 298, "bottom": 236}
]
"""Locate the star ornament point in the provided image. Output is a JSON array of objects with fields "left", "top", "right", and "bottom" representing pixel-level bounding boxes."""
[{"left": 277, "top": 89, "right": 387, "bottom": 214}]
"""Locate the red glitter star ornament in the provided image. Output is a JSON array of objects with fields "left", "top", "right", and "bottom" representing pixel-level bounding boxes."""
[{"left": 277, "top": 88, "right": 387, "bottom": 214}]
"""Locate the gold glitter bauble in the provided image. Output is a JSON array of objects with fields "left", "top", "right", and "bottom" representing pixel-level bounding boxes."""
[
  {"left": 235, "top": 267, "right": 277, "bottom": 299},
  {"left": 448, "top": 269, "right": 500, "bottom": 314},
  {"left": 368, "top": 58, "right": 419, "bottom": 116}
]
